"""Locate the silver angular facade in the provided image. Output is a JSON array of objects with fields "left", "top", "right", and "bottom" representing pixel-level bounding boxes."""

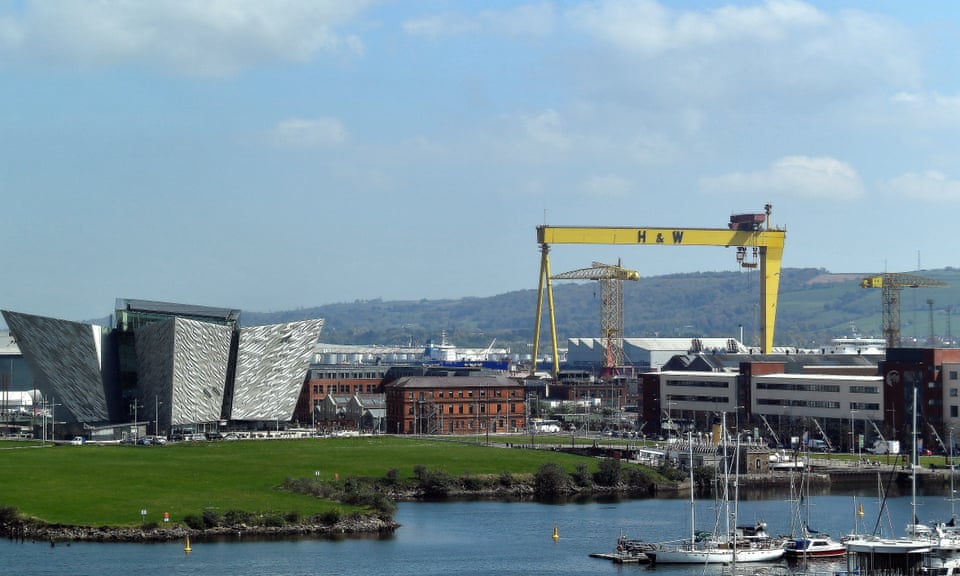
[
  {"left": 135, "top": 317, "right": 232, "bottom": 429},
  {"left": 231, "top": 319, "right": 324, "bottom": 421},
  {"left": 1, "top": 311, "right": 109, "bottom": 422},
  {"left": 2, "top": 301, "right": 324, "bottom": 431}
]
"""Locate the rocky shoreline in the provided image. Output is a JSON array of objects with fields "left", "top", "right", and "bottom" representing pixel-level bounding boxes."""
[{"left": 3, "top": 515, "right": 399, "bottom": 544}]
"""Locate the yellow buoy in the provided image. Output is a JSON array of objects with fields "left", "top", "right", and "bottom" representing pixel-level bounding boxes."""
[
  {"left": 858, "top": 502, "right": 865, "bottom": 517},
  {"left": 552, "top": 523, "right": 559, "bottom": 541},
  {"left": 184, "top": 535, "right": 192, "bottom": 553}
]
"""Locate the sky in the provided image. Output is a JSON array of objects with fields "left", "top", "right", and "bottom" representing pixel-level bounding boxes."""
[{"left": 3, "top": 0, "right": 960, "bottom": 325}]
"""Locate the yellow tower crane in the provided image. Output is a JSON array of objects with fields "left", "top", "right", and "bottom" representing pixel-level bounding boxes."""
[
  {"left": 551, "top": 261, "right": 640, "bottom": 376},
  {"left": 860, "top": 272, "right": 948, "bottom": 348},
  {"left": 533, "top": 205, "right": 786, "bottom": 380}
]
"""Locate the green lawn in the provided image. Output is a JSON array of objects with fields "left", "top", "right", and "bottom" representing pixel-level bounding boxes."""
[{"left": 0, "top": 436, "right": 605, "bottom": 527}]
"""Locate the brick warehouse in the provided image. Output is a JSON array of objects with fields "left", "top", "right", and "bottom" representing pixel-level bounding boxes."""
[{"left": 385, "top": 375, "right": 525, "bottom": 435}]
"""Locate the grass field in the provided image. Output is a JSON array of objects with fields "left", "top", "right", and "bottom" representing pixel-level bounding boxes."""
[{"left": 0, "top": 436, "right": 605, "bottom": 527}]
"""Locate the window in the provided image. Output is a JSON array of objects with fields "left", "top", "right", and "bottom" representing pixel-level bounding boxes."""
[
  {"left": 952, "top": 406, "right": 958, "bottom": 418},
  {"left": 951, "top": 388, "right": 958, "bottom": 398},
  {"left": 951, "top": 371, "right": 959, "bottom": 381}
]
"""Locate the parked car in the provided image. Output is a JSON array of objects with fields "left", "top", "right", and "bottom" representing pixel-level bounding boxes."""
[{"left": 69, "top": 436, "right": 84, "bottom": 445}]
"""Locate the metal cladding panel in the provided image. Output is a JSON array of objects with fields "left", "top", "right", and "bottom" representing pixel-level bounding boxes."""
[
  {"left": 231, "top": 319, "right": 323, "bottom": 421},
  {"left": 133, "top": 319, "right": 176, "bottom": 427},
  {"left": 170, "top": 318, "right": 231, "bottom": 426},
  {"left": 1, "top": 310, "right": 108, "bottom": 422}
]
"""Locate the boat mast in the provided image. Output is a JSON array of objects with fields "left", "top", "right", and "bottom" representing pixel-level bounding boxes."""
[
  {"left": 912, "top": 384, "right": 918, "bottom": 531},
  {"left": 688, "top": 431, "right": 694, "bottom": 549}
]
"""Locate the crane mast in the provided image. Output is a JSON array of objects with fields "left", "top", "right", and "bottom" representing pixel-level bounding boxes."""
[{"left": 551, "top": 262, "right": 639, "bottom": 375}]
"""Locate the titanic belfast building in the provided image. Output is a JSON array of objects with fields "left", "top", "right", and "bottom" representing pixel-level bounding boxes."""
[{"left": 2, "top": 299, "right": 323, "bottom": 437}]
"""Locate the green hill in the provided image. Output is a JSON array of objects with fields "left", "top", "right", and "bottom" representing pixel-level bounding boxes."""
[{"left": 243, "top": 267, "right": 960, "bottom": 351}]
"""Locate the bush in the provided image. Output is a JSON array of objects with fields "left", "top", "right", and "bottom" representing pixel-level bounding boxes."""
[
  {"left": 624, "top": 467, "right": 654, "bottom": 494},
  {"left": 417, "top": 468, "right": 454, "bottom": 497},
  {"left": 571, "top": 463, "right": 592, "bottom": 488},
  {"left": 594, "top": 458, "right": 621, "bottom": 487},
  {"left": 317, "top": 509, "right": 342, "bottom": 525},
  {"left": 183, "top": 514, "right": 204, "bottom": 530},
  {"left": 385, "top": 468, "right": 400, "bottom": 484},
  {"left": 0, "top": 505, "right": 21, "bottom": 526},
  {"left": 534, "top": 463, "right": 573, "bottom": 498},
  {"left": 225, "top": 509, "right": 253, "bottom": 526},
  {"left": 260, "top": 512, "right": 284, "bottom": 527},
  {"left": 202, "top": 508, "right": 223, "bottom": 528},
  {"left": 499, "top": 471, "right": 514, "bottom": 488}
]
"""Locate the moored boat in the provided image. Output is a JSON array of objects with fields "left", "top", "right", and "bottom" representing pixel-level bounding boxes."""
[{"left": 646, "top": 417, "right": 784, "bottom": 565}]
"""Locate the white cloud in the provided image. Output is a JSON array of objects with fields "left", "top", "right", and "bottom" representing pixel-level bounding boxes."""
[
  {"left": 562, "top": 0, "right": 917, "bottom": 108},
  {"left": 521, "top": 109, "right": 571, "bottom": 150},
  {"left": 268, "top": 117, "right": 348, "bottom": 148},
  {"left": 699, "top": 156, "right": 864, "bottom": 200},
  {"left": 403, "top": 2, "right": 555, "bottom": 38},
  {"left": 581, "top": 174, "right": 631, "bottom": 198},
  {"left": 0, "top": 0, "right": 372, "bottom": 76},
  {"left": 879, "top": 171, "right": 960, "bottom": 202},
  {"left": 567, "top": 0, "right": 826, "bottom": 54},
  {"left": 890, "top": 91, "right": 960, "bottom": 128}
]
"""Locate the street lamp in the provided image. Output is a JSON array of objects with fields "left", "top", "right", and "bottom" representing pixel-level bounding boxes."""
[
  {"left": 155, "top": 396, "right": 163, "bottom": 439},
  {"left": 130, "top": 400, "right": 143, "bottom": 443},
  {"left": 850, "top": 409, "right": 859, "bottom": 458}
]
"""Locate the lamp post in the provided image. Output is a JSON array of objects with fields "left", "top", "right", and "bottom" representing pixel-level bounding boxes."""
[
  {"left": 130, "top": 400, "right": 143, "bottom": 443},
  {"left": 849, "top": 409, "right": 859, "bottom": 458},
  {"left": 667, "top": 401, "right": 677, "bottom": 439},
  {"left": 155, "top": 396, "right": 163, "bottom": 439}
]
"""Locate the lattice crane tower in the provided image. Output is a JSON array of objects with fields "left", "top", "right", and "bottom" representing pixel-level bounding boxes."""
[
  {"left": 551, "top": 262, "right": 640, "bottom": 375},
  {"left": 860, "top": 272, "right": 948, "bottom": 348}
]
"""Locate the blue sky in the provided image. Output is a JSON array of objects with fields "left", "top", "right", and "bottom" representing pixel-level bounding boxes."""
[{"left": 2, "top": 0, "right": 960, "bottom": 324}]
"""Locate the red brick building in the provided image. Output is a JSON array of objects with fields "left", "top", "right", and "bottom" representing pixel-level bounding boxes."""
[
  {"left": 385, "top": 375, "right": 525, "bottom": 435},
  {"left": 293, "top": 366, "right": 390, "bottom": 426}
]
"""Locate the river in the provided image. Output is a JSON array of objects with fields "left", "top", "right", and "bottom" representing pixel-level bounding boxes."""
[{"left": 1, "top": 485, "right": 955, "bottom": 576}]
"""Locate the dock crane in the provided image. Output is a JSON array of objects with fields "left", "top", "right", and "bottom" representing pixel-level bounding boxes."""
[
  {"left": 860, "top": 273, "right": 948, "bottom": 348},
  {"left": 533, "top": 205, "right": 786, "bottom": 380},
  {"left": 811, "top": 418, "right": 834, "bottom": 452},
  {"left": 758, "top": 414, "right": 781, "bottom": 448},
  {"left": 550, "top": 261, "right": 639, "bottom": 376}
]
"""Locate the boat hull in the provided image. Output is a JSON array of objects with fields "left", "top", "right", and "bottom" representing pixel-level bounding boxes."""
[
  {"left": 648, "top": 546, "right": 784, "bottom": 564},
  {"left": 784, "top": 538, "right": 846, "bottom": 559}
]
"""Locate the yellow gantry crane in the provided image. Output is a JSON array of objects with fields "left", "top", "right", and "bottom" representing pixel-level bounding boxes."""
[
  {"left": 860, "top": 272, "right": 948, "bottom": 348},
  {"left": 533, "top": 205, "right": 786, "bottom": 380},
  {"left": 551, "top": 261, "right": 640, "bottom": 375}
]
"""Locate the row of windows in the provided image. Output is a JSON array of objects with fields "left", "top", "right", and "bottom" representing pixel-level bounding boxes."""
[
  {"left": 407, "top": 403, "right": 517, "bottom": 415},
  {"left": 757, "top": 399, "right": 842, "bottom": 409},
  {"left": 407, "top": 389, "right": 515, "bottom": 399},
  {"left": 756, "top": 383, "right": 841, "bottom": 393},
  {"left": 310, "top": 372, "right": 385, "bottom": 379},
  {"left": 665, "top": 380, "right": 730, "bottom": 389},
  {"left": 312, "top": 384, "right": 379, "bottom": 395},
  {"left": 849, "top": 386, "right": 879, "bottom": 394},
  {"left": 849, "top": 402, "right": 880, "bottom": 411},
  {"left": 667, "top": 395, "right": 730, "bottom": 404}
]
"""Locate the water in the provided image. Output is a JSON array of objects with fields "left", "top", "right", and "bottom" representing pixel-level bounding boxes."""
[{"left": 1, "top": 488, "right": 954, "bottom": 576}]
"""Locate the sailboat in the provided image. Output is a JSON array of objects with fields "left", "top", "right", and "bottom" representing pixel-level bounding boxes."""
[
  {"left": 646, "top": 417, "right": 785, "bottom": 565},
  {"left": 843, "top": 386, "right": 935, "bottom": 574},
  {"left": 783, "top": 458, "right": 845, "bottom": 559}
]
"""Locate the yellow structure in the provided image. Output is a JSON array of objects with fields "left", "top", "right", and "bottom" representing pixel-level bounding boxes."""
[
  {"left": 860, "top": 272, "right": 947, "bottom": 348},
  {"left": 551, "top": 262, "right": 640, "bottom": 373},
  {"left": 533, "top": 206, "right": 786, "bottom": 380}
]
